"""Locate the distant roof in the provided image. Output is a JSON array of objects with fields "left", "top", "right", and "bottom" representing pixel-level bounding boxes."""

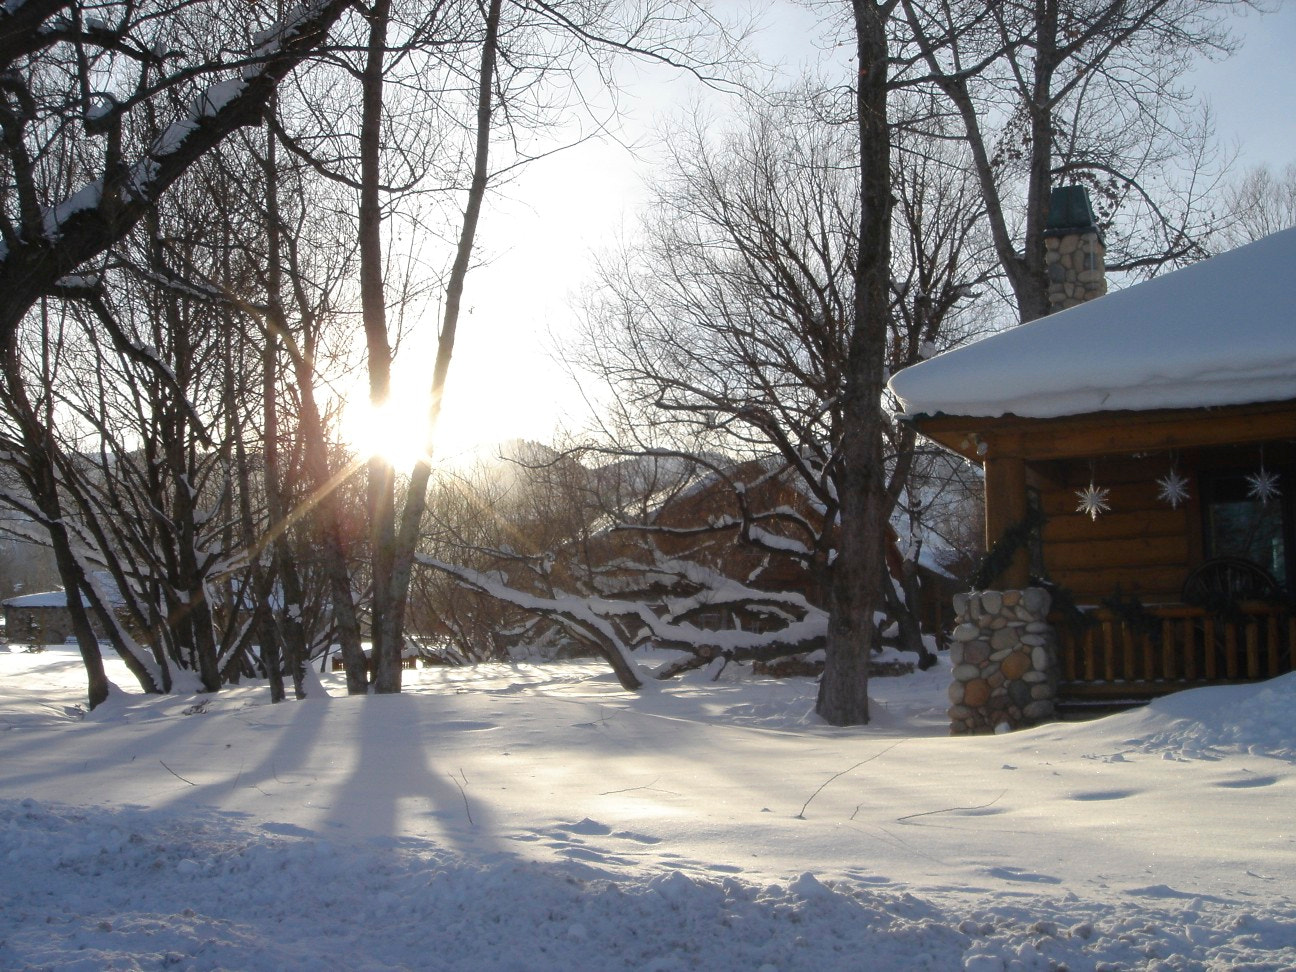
[
  {"left": 4, "top": 575, "right": 129, "bottom": 610},
  {"left": 888, "top": 228, "right": 1296, "bottom": 421},
  {"left": 4, "top": 590, "right": 69, "bottom": 609}
]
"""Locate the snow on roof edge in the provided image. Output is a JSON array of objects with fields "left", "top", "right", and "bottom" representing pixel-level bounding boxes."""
[{"left": 888, "top": 227, "right": 1296, "bottom": 421}]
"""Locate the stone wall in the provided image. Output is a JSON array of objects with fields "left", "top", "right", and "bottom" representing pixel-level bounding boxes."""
[
  {"left": 4, "top": 606, "right": 76, "bottom": 646},
  {"left": 947, "top": 588, "right": 1059, "bottom": 735},
  {"left": 1045, "top": 229, "right": 1106, "bottom": 312}
]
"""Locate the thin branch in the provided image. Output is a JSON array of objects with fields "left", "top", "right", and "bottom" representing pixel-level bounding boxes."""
[
  {"left": 895, "top": 791, "right": 1006, "bottom": 824},
  {"left": 795, "top": 742, "right": 901, "bottom": 819}
]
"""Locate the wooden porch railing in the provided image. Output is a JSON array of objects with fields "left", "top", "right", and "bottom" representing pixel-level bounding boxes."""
[{"left": 1052, "top": 602, "right": 1295, "bottom": 698}]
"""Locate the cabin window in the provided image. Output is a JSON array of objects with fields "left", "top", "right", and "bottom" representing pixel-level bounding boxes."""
[{"left": 1201, "top": 471, "right": 1289, "bottom": 586}]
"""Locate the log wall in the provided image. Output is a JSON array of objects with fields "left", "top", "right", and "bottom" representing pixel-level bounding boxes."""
[{"left": 1036, "top": 455, "right": 1197, "bottom": 603}]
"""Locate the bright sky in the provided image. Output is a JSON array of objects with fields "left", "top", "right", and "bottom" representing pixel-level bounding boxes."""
[{"left": 419, "top": 0, "right": 1296, "bottom": 465}]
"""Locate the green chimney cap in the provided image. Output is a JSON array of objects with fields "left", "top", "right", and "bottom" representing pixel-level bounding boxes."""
[{"left": 1045, "top": 185, "right": 1099, "bottom": 235}]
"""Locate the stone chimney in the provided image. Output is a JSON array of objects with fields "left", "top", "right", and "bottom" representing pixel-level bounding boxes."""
[{"left": 1043, "top": 185, "right": 1106, "bottom": 313}]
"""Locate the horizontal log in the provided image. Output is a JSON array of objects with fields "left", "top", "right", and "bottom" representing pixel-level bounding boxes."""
[
  {"left": 1045, "top": 535, "right": 1189, "bottom": 573},
  {"left": 1054, "top": 602, "right": 1289, "bottom": 621},
  {"left": 1048, "top": 565, "right": 1188, "bottom": 602},
  {"left": 1042, "top": 508, "right": 1187, "bottom": 543},
  {"left": 1058, "top": 678, "right": 1251, "bottom": 699},
  {"left": 914, "top": 402, "right": 1296, "bottom": 462},
  {"left": 1038, "top": 478, "right": 1194, "bottom": 515}
]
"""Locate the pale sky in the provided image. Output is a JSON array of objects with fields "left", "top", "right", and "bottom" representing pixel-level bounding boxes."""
[{"left": 424, "top": 0, "right": 1296, "bottom": 465}]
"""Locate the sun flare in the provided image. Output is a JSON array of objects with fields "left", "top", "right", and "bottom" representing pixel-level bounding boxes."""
[{"left": 342, "top": 390, "right": 434, "bottom": 472}]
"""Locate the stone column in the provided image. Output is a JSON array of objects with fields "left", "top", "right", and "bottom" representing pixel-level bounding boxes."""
[{"left": 947, "top": 588, "right": 1059, "bottom": 735}]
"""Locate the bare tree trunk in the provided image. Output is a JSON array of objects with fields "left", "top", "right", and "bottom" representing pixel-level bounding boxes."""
[
  {"left": 260, "top": 118, "right": 314, "bottom": 700},
  {"left": 154, "top": 230, "right": 222, "bottom": 693},
  {"left": 373, "top": 0, "right": 503, "bottom": 688},
  {"left": 255, "top": 105, "right": 369, "bottom": 695},
  {"left": 818, "top": 0, "right": 894, "bottom": 726},
  {"left": 355, "top": 0, "right": 401, "bottom": 693},
  {"left": 2, "top": 323, "right": 113, "bottom": 708}
]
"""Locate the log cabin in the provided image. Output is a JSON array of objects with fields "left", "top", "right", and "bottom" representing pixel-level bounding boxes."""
[{"left": 888, "top": 217, "right": 1296, "bottom": 709}]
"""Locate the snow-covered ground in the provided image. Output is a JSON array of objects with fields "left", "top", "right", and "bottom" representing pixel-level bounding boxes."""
[{"left": 2, "top": 646, "right": 1294, "bottom": 971}]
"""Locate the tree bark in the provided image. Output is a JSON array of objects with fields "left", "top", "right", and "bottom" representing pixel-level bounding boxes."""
[
  {"left": 817, "top": 0, "right": 894, "bottom": 727},
  {"left": 375, "top": 0, "right": 503, "bottom": 688},
  {"left": 356, "top": 0, "right": 401, "bottom": 693}
]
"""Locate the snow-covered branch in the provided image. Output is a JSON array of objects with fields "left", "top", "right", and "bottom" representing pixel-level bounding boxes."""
[{"left": 0, "top": 0, "right": 354, "bottom": 345}]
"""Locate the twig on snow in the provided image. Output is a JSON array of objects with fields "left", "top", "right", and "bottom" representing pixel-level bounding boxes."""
[
  {"left": 598, "top": 778, "right": 679, "bottom": 797},
  {"left": 894, "top": 791, "right": 1006, "bottom": 824},
  {"left": 796, "top": 741, "right": 901, "bottom": 819},
  {"left": 451, "top": 768, "right": 474, "bottom": 826},
  {"left": 159, "top": 760, "right": 197, "bottom": 786}
]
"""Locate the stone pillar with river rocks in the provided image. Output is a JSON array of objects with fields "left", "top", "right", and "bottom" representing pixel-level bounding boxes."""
[{"left": 947, "top": 588, "right": 1059, "bottom": 735}]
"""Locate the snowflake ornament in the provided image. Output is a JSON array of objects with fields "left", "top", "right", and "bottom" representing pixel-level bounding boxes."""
[
  {"left": 1156, "top": 467, "right": 1190, "bottom": 509},
  {"left": 1075, "top": 483, "right": 1111, "bottom": 521},
  {"left": 1247, "top": 467, "right": 1282, "bottom": 504}
]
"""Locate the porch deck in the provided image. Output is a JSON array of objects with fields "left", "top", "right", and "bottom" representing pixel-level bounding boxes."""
[{"left": 1053, "top": 602, "right": 1295, "bottom": 698}]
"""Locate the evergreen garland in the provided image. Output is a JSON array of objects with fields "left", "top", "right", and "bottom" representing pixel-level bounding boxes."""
[
  {"left": 1039, "top": 579, "right": 1094, "bottom": 632},
  {"left": 1100, "top": 586, "right": 1159, "bottom": 638},
  {"left": 968, "top": 506, "right": 1047, "bottom": 591}
]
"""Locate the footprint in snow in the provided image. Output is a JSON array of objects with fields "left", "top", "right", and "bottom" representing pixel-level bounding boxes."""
[
  {"left": 429, "top": 720, "right": 498, "bottom": 732},
  {"left": 1070, "top": 789, "right": 1137, "bottom": 802},
  {"left": 612, "top": 830, "right": 661, "bottom": 844},
  {"left": 557, "top": 817, "right": 612, "bottom": 836},
  {"left": 1214, "top": 774, "right": 1278, "bottom": 789},
  {"left": 260, "top": 821, "right": 317, "bottom": 838},
  {"left": 985, "top": 865, "right": 1061, "bottom": 884}
]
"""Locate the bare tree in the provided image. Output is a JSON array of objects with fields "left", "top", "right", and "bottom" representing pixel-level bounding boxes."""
[
  {"left": 563, "top": 82, "right": 991, "bottom": 684},
  {"left": 0, "top": 0, "right": 357, "bottom": 343},
  {"left": 1219, "top": 161, "right": 1296, "bottom": 246},
  {"left": 897, "top": 0, "right": 1248, "bottom": 322}
]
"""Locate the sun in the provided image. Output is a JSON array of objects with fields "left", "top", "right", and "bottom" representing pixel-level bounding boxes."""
[{"left": 341, "top": 387, "right": 435, "bottom": 472}]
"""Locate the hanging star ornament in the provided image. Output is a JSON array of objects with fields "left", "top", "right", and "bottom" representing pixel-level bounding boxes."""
[
  {"left": 1075, "top": 483, "right": 1111, "bottom": 521},
  {"left": 1247, "top": 467, "right": 1282, "bottom": 504},
  {"left": 1156, "top": 467, "right": 1190, "bottom": 509}
]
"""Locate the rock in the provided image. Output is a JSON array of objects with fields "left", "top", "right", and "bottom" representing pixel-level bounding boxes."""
[
  {"left": 990, "top": 627, "right": 1019, "bottom": 651},
  {"left": 1019, "top": 634, "right": 1046, "bottom": 647},
  {"left": 952, "top": 593, "right": 970, "bottom": 617},
  {"left": 1024, "top": 699, "right": 1055, "bottom": 721},
  {"left": 980, "top": 591, "right": 1003, "bottom": 615},
  {"left": 952, "top": 622, "right": 982, "bottom": 642},
  {"left": 963, "top": 642, "right": 991, "bottom": 665},
  {"left": 952, "top": 663, "right": 982, "bottom": 681},
  {"left": 948, "top": 643, "right": 964, "bottom": 666},
  {"left": 1008, "top": 680, "right": 1032, "bottom": 709},
  {"left": 1031, "top": 645, "right": 1053, "bottom": 671},
  {"left": 948, "top": 681, "right": 965, "bottom": 704},
  {"left": 1001, "top": 590, "right": 1021, "bottom": 607},
  {"left": 963, "top": 678, "right": 991, "bottom": 707},
  {"left": 1021, "top": 588, "right": 1051, "bottom": 616},
  {"left": 1001, "top": 650, "right": 1031, "bottom": 679},
  {"left": 1031, "top": 682, "right": 1053, "bottom": 700}
]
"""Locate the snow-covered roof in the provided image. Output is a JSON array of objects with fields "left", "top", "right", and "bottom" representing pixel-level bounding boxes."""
[
  {"left": 3, "top": 590, "right": 69, "bottom": 609},
  {"left": 888, "top": 227, "right": 1296, "bottom": 420},
  {"left": 4, "top": 576, "right": 129, "bottom": 610}
]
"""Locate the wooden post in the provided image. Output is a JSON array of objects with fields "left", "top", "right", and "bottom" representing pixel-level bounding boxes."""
[{"left": 983, "top": 453, "right": 1030, "bottom": 589}]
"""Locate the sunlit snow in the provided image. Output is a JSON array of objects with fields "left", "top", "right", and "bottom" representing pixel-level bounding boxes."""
[{"left": 2, "top": 645, "right": 1294, "bottom": 970}]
